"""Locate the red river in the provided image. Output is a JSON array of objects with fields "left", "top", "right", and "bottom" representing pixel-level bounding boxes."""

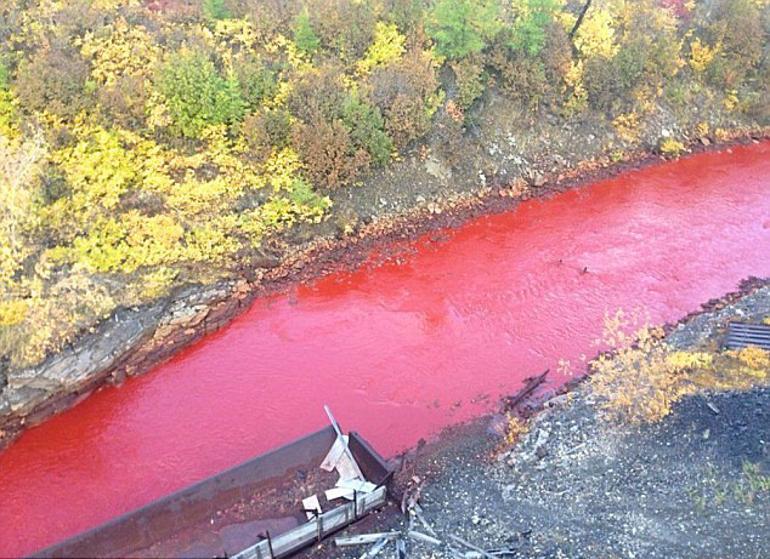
[{"left": 2, "top": 142, "right": 770, "bottom": 556}]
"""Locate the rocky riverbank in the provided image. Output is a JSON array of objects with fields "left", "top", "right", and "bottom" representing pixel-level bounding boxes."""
[
  {"left": 317, "top": 279, "right": 770, "bottom": 559},
  {"left": 1, "top": 112, "right": 767, "bottom": 450}
]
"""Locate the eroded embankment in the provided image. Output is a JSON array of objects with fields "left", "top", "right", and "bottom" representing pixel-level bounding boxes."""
[
  {"left": 1, "top": 131, "right": 767, "bottom": 451},
  {"left": 1, "top": 139, "right": 770, "bottom": 557}
]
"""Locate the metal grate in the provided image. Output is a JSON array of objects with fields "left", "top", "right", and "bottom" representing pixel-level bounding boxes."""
[{"left": 725, "top": 321, "right": 770, "bottom": 351}]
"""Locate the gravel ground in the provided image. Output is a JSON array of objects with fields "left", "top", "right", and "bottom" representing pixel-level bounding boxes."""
[{"left": 314, "top": 284, "right": 770, "bottom": 559}]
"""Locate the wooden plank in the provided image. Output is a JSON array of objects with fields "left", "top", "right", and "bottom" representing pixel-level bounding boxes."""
[{"left": 232, "top": 486, "right": 388, "bottom": 559}]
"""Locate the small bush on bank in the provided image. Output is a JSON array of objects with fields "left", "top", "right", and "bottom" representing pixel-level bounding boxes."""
[
  {"left": 659, "top": 137, "right": 685, "bottom": 157},
  {"left": 588, "top": 309, "right": 770, "bottom": 425},
  {"left": 158, "top": 50, "right": 246, "bottom": 138},
  {"left": 241, "top": 108, "right": 292, "bottom": 160},
  {"left": 341, "top": 97, "right": 394, "bottom": 166},
  {"left": 292, "top": 114, "right": 371, "bottom": 190},
  {"left": 450, "top": 55, "right": 487, "bottom": 109}
]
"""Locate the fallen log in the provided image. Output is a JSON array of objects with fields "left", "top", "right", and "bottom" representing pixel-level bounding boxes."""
[{"left": 501, "top": 370, "right": 549, "bottom": 412}]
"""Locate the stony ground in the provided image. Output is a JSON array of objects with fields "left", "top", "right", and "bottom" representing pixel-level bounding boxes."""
[{"left": 312, "top": 284, "right": 770, "bottom": 559}]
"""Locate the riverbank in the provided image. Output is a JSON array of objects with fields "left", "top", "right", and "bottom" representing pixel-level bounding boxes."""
[
  {"left": 2, "top": 127, "right": 768, "bottom": 451},
  {"left": 319, "top": 279, "right": 770, "bottom": 559}
]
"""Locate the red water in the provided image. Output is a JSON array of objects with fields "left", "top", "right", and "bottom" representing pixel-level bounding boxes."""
[{"left": 2, "top": 143, "right": 770, "bottom": 556}]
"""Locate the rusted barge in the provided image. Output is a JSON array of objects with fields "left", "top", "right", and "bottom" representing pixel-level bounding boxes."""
[{"left": 33, "top": 426, "right": 393, "bottom": 559}]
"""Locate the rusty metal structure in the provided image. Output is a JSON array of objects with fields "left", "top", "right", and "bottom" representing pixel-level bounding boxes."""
[{"left": 33, "top": 427, "right": 392, "bottom": 558}]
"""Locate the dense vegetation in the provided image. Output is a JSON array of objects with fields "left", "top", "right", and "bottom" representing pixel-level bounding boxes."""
[{"left": 0, "top": 0, "right": 768, "bottom": 369}]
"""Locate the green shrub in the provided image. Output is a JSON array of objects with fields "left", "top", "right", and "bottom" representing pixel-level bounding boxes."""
[
  {"left": 236, "top": 59, "right": 279, "bottom": 109},
  {"left": 341, "top": 97, "right": 393, "bottom": 166},
  {"left": 0, "top": 61, "right": 9, "bottom": 90},
  {"left": 158, "top": 51, "right": 246, "bottom": 138},
  {"left": 702, "top": 0, "right": 765, "bottom": 89},
  {"left": 508, "top": 0, "right": 561, "bottom": 56},
  {"left": 427, "top": 0, "right": 502, "bottom": 60},
  {"left": 203, "top": 0, "right": 231, "bottom": 20},
  {"left": 486, "top": 42, "right": 549, "bottom": 107},
  {"left": 293, "top": 9, "right": 321, "bottom": 56},
  {"left": 450, "top": 55, "right": 487, "bottom": 109}
]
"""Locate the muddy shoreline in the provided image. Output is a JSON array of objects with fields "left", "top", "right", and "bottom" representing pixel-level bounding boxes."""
[{"left": 1, "top": 129, "right": 768, "bottom": 451}]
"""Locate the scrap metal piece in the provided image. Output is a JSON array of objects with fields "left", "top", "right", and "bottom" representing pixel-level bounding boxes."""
[
  {"left": 358, "top": 536, "right": 391, "bottom": 559},
  {"left": 337, "top": 478, "right": 378, "bottom": 494},
  {"left": 325, "top": 487, "right": 355, "bottom": 501},
  {"left": 407, "top": 530, "right": 441, "bottom": 546},
  {"left": 335, "top": 532, "right": 400, "bottom": 547},
  {"left": 301, "top": 495, "right": 321, "bottom": 521},
  {"left": 448, "top": 535, "right": 496, "bottom": 559},
  {"left": 321, "top": 435, "right": 349, "bottom": 472},
  {"left": 324, "top": 405, "right": 365, "bottom": 480}
]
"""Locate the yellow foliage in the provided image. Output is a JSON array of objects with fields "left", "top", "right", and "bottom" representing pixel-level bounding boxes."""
[
  {"left": 590, "top": 309, "right": 770, "bottom": 425},
  {"left": 562, "top": 60, "right": 588, "bottom": 115},
  {"left": 613, "top": 112, "right": 640, "bottom": 142},
  {"left": 734, "top": 346, "right": 770, "bottom": 370},
  {"left": 79, "top": 18, "right": 159, "bottom": 87},
  {"left": 0, "top": 299, "right": 28, "bottom": 327},
  {"left": 268, "top": 34, "right": 313, "bottom": 73},
  {"left": 70, "top": 213, "right": 184, "bottom": 274},
  {"left": 52, "top": 124, "right": 137, "bottom": 217},
  {"left": 505, "top": 414, "right": 529, "bottom": 446},
  {"left": 0, "top": 91, "right": 20, "bottom": 139},
  {"left": 689, "top": 38, "right": 719, "bottom": 73},
  {"left": 660, "top": 137, "right": 685, "bottom": 156},
  {"left": 723, "top": 90, "right": 739, "bottom": 111},
  {"left": 356, "top": 22, "right": 406, "bottom": 76},
  {"left": 213, "top": 18, "right": 260, "bottom": 53},
  {"left": 574, "top": 8, "right": 619, "bottom": 59},
  {"left": 590, "top": 312, "right": 707, "bottom": 424},
  {"left": 714, "top": 127, "right": 731, "bottom": 142},
  {"left": 258, "top": 147, "right": 305, "bottom": 192},
  {"left": 696, "top": 121, "right": 710, "bottom": 138},
  {"left": 183, "top": 217, "right": 241, "bottom": 263},
  {"left": 0, "top": 272, "right": 116, "bottom": 368}
]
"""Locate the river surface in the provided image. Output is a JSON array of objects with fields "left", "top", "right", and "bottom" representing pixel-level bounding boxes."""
[{"left": 2, "top": 142, "right": 769, "bottom": 556}]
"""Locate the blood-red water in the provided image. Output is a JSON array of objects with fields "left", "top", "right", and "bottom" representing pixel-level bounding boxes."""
[{"left": 2, "top": 143, "right": 769, "bottom": 556}]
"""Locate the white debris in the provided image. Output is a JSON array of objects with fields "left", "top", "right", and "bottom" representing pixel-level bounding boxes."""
[
  {"left": 302, "top": 495, "right": 322, "bottom": 520},
  {"left": 325, "top": 486, "right": 355, "bottom": 501},
  {"left": 337, "top": 478, "right": 378, "bottom": 494}
]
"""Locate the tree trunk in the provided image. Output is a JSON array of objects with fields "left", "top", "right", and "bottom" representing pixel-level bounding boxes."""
[{"left": 569, "top": 0, "right": 593, "bottom": 39}]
